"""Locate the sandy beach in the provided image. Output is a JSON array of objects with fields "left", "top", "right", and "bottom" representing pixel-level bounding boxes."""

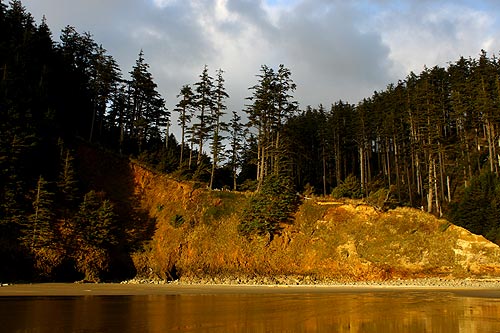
[
  {"left": 1, "top": 280, "right": 500, "bottom": 297},
  {"left": 3, "top": 281, "right": 500, "bottom": 333}
]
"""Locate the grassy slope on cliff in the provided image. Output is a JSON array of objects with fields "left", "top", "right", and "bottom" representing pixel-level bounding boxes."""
[
  {"left": 78, "top": 146, "right": 500, "bottom": 282},
  {"left": 127, "top": 168, "right": 500, "bottom": 282}
]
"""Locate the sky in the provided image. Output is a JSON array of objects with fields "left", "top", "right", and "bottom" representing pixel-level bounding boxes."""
[{"left": 22, "top": 0, "right": 500, "bottom": 134}]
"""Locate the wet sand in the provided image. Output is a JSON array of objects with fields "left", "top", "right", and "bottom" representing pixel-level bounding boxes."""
[
  {"left": 1, "top": 282, "right": 500, "bottom": 297},
  {"left": 2, "top": 283, "right": 500, "bottom": 333}
]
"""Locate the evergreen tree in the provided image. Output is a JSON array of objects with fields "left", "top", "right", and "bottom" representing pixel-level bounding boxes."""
[
  {"left": 283, "top": 105, "right": 330, "bottom": 194},
  {"left": 174, "top": 84, "right": 195, "bottom": 166},
  {"left": 59, "top": 26, "right": 97, "bottom": 135},
  {"left": 353, "top": 99, "right": 371, "bottom": 196},
  {"left": 0, "top": 135, "right": 32, "bottom": 228},
  {"left": 449, "top": 172, "right": 500, "bottom": 240},
  {"left": 273, "top": 64, "right": 298, "bottom": 174},
  {"left": 327, "top": 100, "right": 356, "bottom": 187},
  {"left": 74, "top": 190, "right": 117, "bottom": 248},
  {"left": 209, "top": 68, "right": 228, "bottom": 189},
  {"left": 126, "top": 50, "right": 168, "bottom": 153},
  {"left": 238, "top": 134, "right": 258, "bottom": 190},
  {"left": 449, "top": 56, "right": 475, "bottom": 188},
  {"left": 88, "top": 44, "right": 121, "bottom": 143},
  {"left": 23, "top": 175, "right": 55, "bottom": 250},
  {"left": 106, "top": 82, "right": 129, "bottom": 153},
  {"left": 227, "top": 111, "right": 245, "bottom": 190},
  {"left": 246, "top": 64, "right": 298, "bottom": 190},
  {"left": 71, "top": 191, "right": 117, "bottom": 281},
  {"left": 0, "top": 0, "right": 52, "bottom": 242},
  {"left": 192, "top": 65, "right": 214, "bottom": 165},
  {"left": 57, "top": 148, "right": 79, "bottom": 206},
  {"left": 472, "top": 50, "right": 499, "bottom": 175},
  {"left": 246, "top": 65, "right": 275, "bottom": 189},
  {"left": 239, "top": 174, "right": 299, "bottom": 240}
]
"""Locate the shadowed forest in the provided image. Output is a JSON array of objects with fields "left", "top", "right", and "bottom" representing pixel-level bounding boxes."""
[{"left": 2, "top": 0, "right": 500, "bottom": 282}]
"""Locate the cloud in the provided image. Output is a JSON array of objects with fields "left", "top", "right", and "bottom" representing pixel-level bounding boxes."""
[
  {"left": 22, "top": 0, "right": 500, "bottom": 135},
  {"left": 375, "top": 1, "right": 500, "bottom": 77},
  {"left": 275, "top": 0, "right": 394, "bottom": 105}
]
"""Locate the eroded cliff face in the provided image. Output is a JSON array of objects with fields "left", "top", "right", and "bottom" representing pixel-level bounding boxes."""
[
  {"left": 289, "top": 202, "right": 500, "bottom": 279},
  {"left": 128, "top": 159, "right": 500, "bottom": 281},
  {"left": 77, "top": 145, "right": 500, "bottom": 282},
  {"left": 448, "top": 224, "right": 500, "bottom": 275}
]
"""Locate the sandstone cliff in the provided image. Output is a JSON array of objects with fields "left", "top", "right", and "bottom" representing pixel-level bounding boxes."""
[{"left": 78, "top": 146, "right": 500, "bottom": 282}]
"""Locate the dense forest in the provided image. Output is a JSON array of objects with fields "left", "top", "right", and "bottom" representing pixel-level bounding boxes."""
[{"left": 2, "top": 0, "right": 500, "bottom": 281}]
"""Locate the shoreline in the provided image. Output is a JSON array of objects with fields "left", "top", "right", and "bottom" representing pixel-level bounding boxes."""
[{"left": 1, "top": 277, "right": 500, "bottom": 297}]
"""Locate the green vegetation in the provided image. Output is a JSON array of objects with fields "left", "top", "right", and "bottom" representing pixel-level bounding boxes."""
[
  {"left": 332, "top": 174, "right": 362, "bottom": 199},
  {"left": 3, "top": 0, "right": 500, "bottom": 282},
  {"left": 449, "top": 172, "right": 500, "bottom": 243},
  {"left": 170, "top": 214, "right": 185, "bottom": 228},
  {"left": 239, "top": 175, "right": 299, "bottom": 238}
]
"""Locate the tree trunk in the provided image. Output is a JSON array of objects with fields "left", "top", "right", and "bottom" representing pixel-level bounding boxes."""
[
  {"left": 209, "top": 127, "right": 219, "bottom": 190},
  {"left": 386, "top": 138, "right": 391, "bottom": 187},
  {"left": 394, "top": 135, "right": 401, "bottom": 200},
  {"left": 322, "top": 145, "right": 327, "bottom": 196},
  {"left": 89, "top": 103, "right": 96, "bottom": 143},
  {"left": 427, "top": 157, "right": 433, "bottom": 214},
  {"left": 359, "top": 146, "right": 365, "bottom": 195},
  {"left": 179, "top": 119, "right": 185, "bottom": 166},
  {"left": 433, "top": 157, "right": 440, "bottom": 216},
  {"left": 188, "top": 140, "right": 193, "bottom": 169},
  {"left": 335, "top": 133, "right": 341, "bottom": 186},
  {"left": 274, "top": 131, "right": 280, "bottom": 175},
  {"left": 438, "top": 143, "right": 445, "bottom": 202},
  {"left": 197, "top": 105, "right": 205, "bottom": 166},
  {"left": 486, "top": 118, "right": 495, "bottom": 173}
]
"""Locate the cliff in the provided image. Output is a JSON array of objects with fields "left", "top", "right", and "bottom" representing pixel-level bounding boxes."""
[{"left": 78, "top": 146, "right": 500, "bottom": 282}]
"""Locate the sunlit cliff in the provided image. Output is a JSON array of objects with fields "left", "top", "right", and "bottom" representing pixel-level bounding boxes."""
[{"left": 78, "top": 145, "right": 500, "bottom": 282}]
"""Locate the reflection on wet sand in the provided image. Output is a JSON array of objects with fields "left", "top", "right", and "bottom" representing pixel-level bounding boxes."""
[{"left": 1, "top": 290, "right": 500, "bottom": 332}]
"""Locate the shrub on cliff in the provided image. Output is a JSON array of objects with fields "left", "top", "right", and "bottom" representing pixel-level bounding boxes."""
[
  {"left": 332, "top": 174, "right": 362, "bottom": 199},
  {"left": 238, "top": 175, "right": 299, "bottom": 239}
]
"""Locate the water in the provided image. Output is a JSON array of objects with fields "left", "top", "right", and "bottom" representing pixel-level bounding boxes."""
[{"left": 1, "top": 288, "right": 500, "bottom": 332}]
